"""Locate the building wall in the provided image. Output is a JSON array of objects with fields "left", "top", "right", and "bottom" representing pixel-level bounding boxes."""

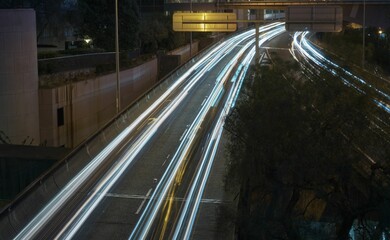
[
  {"left": 0, "top": 9, "right": 40, "bottom": 145},
  {"left": 39, "top": 59, "right": 158, "bottom": 148},
  {"left": 169, "top": 41, "right": 199, "bottom": 65},
  {"left": 159, "top": 41, "right": 199, "bottom": 79},
  {"left": 236, "top": 9, "right": 247, "bottom": 29}
]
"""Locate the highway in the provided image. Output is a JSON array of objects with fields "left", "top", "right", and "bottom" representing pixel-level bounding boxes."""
[{"left": 11, "top": 23, "right": 285, "bottom": 240}]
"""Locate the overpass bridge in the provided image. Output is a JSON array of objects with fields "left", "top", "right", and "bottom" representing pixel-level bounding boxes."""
[
  {"left": 165, "top": 0, "right": 390, "bottom": 28},
  {"left": 165, "top": 0, "right": 390, "bottom": 11}
]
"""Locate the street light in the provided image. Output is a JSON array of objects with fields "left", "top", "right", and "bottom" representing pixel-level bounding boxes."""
[
  {"left": 362, "top": 0, "right": 366, "bottom": 69},
  {"left": 190, "top": 0, "right": 192, "bottom": 57},
  {"left": 115, "top": 0, "right": 121, "bottom": 113}
]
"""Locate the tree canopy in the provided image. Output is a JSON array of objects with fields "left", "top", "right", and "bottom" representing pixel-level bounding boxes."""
[
  {"left": 78, "top": 0, "right": 139, "bottom": 51},
  {"left": 0, "top": 0, "right": 75, "bottom": 44},
  {"left": 225, "top": 61, "right": 390, "bottom": 239}
]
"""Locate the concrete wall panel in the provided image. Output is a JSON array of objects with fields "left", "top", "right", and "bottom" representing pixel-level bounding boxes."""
[
  {"left": 97, "top": 104, "right": 116, "bottom": 129},
  {"left": 0, "top": 9, "right": 39, "bottom": 145},
  {"left": 39, "top": 89, "right": 57, "bottom": 146},
  {"left": 74, "top": 115, "right": 98, "bottom": 144},
  {"left": 39, "top": 58, "right": 158, "bottom": 148}
]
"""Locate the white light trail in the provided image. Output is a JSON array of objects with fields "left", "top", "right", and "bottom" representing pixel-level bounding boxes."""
[
  {"left": 174, "top": 45, "right": 257, "bottom": 240},
  {"left": 291, "top": 32, "right": 390, "bottom": 114},
  {"left": 173, "top": 25, "right": 285, "bottom": 240}
]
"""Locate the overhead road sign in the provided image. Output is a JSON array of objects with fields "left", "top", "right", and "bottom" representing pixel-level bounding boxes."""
[
  {"left": 286, "top": 5, "right": 343, "bottom": 32},
  {"left": 173, "top": 13, "right": 237, "bottom": 32}
]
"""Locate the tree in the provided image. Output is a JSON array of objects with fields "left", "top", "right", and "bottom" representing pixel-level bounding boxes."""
[
  {"left": 138, "top": 13, "right": 171, "bottom": 53},
  {"left": 78, "top": 0, "right": 139, "bottom": 51},
  {"left": 0, "top": 0, "right": 72, "bottom": 44},
  {"left": 225, "top": 61, "right": 390, "bottom": 239}
]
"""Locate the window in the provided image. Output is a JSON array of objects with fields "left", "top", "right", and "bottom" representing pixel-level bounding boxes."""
[{"left": 57, "top": 107, "right": 64, "bottom": 126}]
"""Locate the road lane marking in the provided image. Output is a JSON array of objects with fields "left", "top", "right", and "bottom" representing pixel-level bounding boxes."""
[
  {"left": 135, "top": 188, "right": 153, "bottom": 215},
  {"left": 200, "top": 98, "right": 207, "bottom": 106},
  {"left": 179, "top": 128, "right": 188, "bottom": 141},
  {"left": 162, "top": 154, "right": 170, "bottom": 167}
]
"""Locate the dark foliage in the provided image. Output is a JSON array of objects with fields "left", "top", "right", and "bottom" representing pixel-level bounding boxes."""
[
  {"left": 225, "top": 62, "right": 390, "bottom": 239},
  {"left": 78, "top": 0, "right": 139, "bottom": 51},
  {"left": 318, "top": 25, "right": 390, "bottom": 74}
]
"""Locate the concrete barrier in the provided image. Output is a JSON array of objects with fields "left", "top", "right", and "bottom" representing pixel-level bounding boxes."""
[
  {"left": 3, "top": 176, "right": 60, "bottom": 236},
  {"left": 0, "top": 211, "right": 16, "bottom": 239}
]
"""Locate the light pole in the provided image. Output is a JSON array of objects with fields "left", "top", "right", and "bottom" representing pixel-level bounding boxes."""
[
  {"left": 362, "top": 0, "right": 366, "bottom": 69},
  {"left": 190, "top": 0, "right": 193, "bottom": 57},
  {"left": 115, "top": 0, "right": 121, "bottom": 113}
]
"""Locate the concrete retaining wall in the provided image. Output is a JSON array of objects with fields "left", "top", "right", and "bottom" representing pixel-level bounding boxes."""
[
  {"left": 39, "top": 58, "right": 158, "bottom": 148},
  {"left": 39, "top": 41, "right": 201, "bottom": 148},
  {"left": 169, "top": 41, "right": 199, "bottom": 65},
  {"left": 159, "top": 41, "right": 199, "bottom": 79}
]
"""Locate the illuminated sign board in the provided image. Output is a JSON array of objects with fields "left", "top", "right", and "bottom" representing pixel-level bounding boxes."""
[{"left": 173, "top": 13, "right": 237, "bottom": 32}]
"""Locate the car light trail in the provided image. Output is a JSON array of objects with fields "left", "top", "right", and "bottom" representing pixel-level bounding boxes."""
[
  {"left": 173, "top": 45, "right": 257, "bottom": 240},
  {"left": 291, "top": 31, "right": 390, "bottom": 114}
]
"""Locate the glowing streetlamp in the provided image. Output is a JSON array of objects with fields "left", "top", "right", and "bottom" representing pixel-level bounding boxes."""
[
  {"left": 190, "top": 0, "right": 193, "bottom": 57},
  {"left": 362, "top": 0, "right": 366, "bottom": 69}
]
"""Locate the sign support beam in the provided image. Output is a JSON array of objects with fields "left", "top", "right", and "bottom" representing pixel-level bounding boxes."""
[{"left": 255, "top": 23, "right": 260, "bottom": 63}]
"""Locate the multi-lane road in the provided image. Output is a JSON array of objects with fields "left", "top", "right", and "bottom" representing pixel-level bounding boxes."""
[
  {"left": 6, "top": 22, "right": 389, "bottom": 240},
  {"left": 10, "top": 23, "right": 285, "bottom": 240}
]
